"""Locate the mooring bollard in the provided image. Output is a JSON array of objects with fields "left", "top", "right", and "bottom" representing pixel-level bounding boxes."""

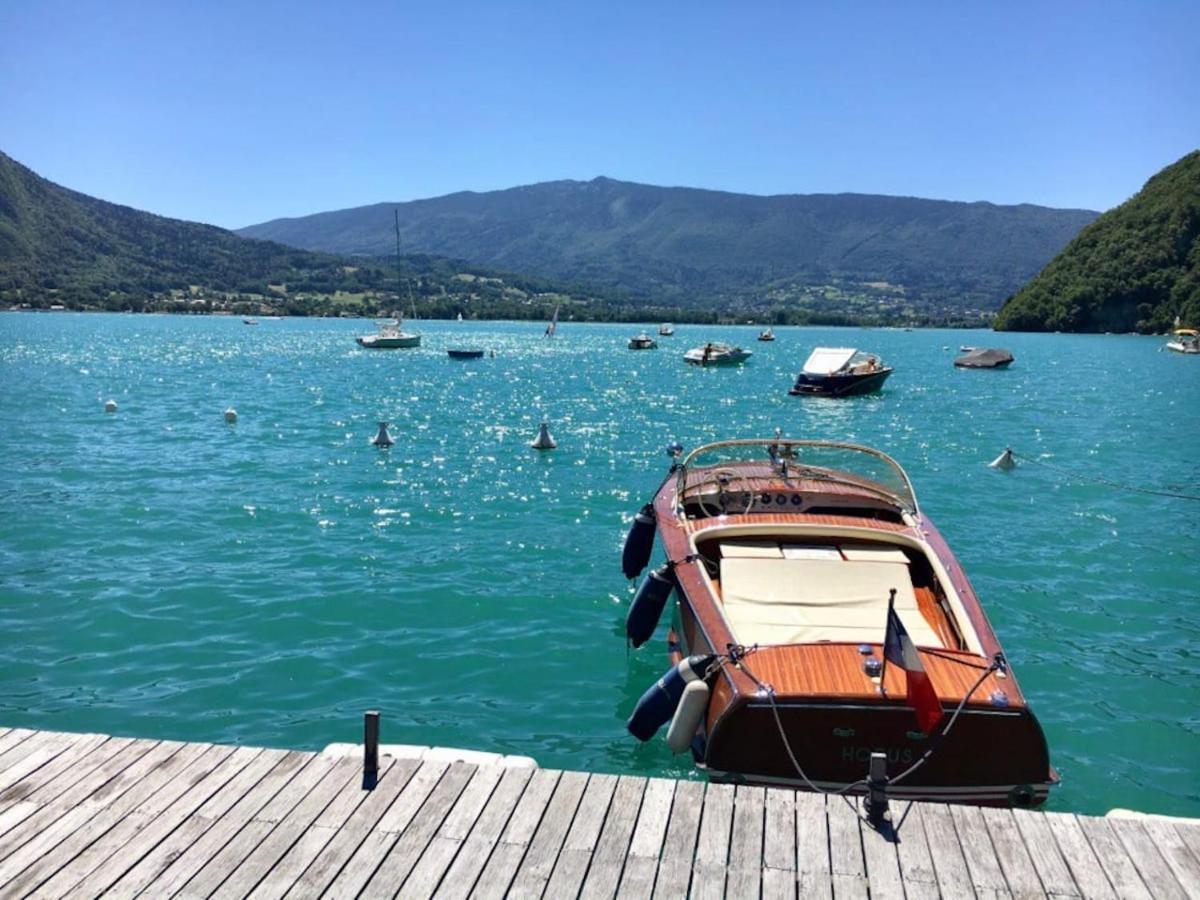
[
  {"left": 865, "top": 751, "right": 890, "bottom": 827},
  {"left": 363, "top": 710, "right": 380, "bottom": 790}
]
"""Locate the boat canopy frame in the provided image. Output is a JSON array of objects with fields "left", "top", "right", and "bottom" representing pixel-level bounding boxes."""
[{"left": 673, "top": 438, "right": 920, "bottom": 519}]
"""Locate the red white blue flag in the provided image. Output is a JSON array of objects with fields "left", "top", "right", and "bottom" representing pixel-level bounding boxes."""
[{"left": 883, "top": 601, "right": 944, "bottom": 733}]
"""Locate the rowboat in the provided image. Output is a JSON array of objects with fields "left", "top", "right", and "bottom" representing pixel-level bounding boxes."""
[{"left": 620, "top": 438, "right": 1055, "bottom": 807}]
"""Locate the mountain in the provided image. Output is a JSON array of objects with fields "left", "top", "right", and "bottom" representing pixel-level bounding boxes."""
[
  {"left": 239, "top": 177, "right": 1099, "bottom": 319},
  {"left": 0, "top": 151, "right": 597, "bottom": 318},
  {"left": 994, "top": 150, "right": 1200, "bottom": 333}
]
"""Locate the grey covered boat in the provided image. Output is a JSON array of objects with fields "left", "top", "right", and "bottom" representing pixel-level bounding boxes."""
[{"left": 954, "top": 348, "right": 1014, "bottom": 368}]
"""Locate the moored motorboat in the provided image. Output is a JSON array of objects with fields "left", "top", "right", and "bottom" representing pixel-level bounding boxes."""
[
  {"left": 356, "top": 319, "right": 421, "bottom": 349},
  {"left": 629, "top": 333, "right": 658, "bottom": 350},
  {"left": 683, "top": 342, "right": 752, "bottom": 366},
  {"left": 757, "top": 328, "right": 775, "bottom": 342},
  {"left": 659, "top": 323, "right": 675, "bottom": 336},
  {"left": 1166, "top": 328, "right": 1199, "bottom": 353},
  {"left": 620, "top": 438, "right": 1056, "bottom": 807},
  {"left": 447, "top": 349, "right": 485, "bottom": 359},
  {"left": 954, "top": 348, "right": 1013, "bottom": 368},
  {"left": 789, "top": 347, "right": 892, "bottom": 396}
]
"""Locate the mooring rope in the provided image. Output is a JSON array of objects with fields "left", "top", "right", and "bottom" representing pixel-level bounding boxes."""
[{"left": 1011, "top": 451, "right": 1200, "bottom": 502}]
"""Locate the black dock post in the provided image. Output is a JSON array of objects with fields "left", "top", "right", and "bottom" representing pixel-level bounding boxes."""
[
  {"left": 363, "top": 710, "right": 380, "bottom": 790},
  {"left": 865, "top": 751, "right": 890, "bottom": 828}
]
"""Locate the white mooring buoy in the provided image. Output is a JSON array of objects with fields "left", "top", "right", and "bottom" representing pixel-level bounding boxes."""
[
  {"left": 224, "top": 408, "right": 238, "bottom": 424},
  {"left": 989, "top": 448, "right": 1016, "bottom": 470},
  {"left": 530, "top": 421, "right": 557, "bottom": 450},
  {"left": 104, "top": 399, "right": 118, "bottom": 413},
  {"left": 371, "top": 421, "right": 395, "bottom": 448}
]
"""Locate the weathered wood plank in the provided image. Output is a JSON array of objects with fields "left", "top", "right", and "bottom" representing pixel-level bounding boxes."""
[
  {"left": 544, "top": 772, "right": 619, "bottom": 900},
  {"left": 648, "top": 778, "right": 704, "bottom": 900},
  {"left": 1040, "top": 811, "right": 1114, "bottom": 899},
  {"left": 1011, "top": 808, "right": 1082, "bottom": 898},
  {"left": 981, "top": 806, "right": 1047, "bottom": 899},
  {"left": 101, "top": 748, "right": 296, "bottom": 899},
  {"left": 0, "top": 739, "right": 186, "bottom": 886},
  {"left": 689, "top": 781, "right": 734, "bottom": 900},
  {"left": 792, "top": 790, "right": 831, "bottom": 900},
  {"left": 0, "top": 730, "right": 35, "bottom": 761},
  {"left": 320, "top": 759, "right": 451, "bottom": 900},
  {"left": 825, "top": 793, "right": 867, "bottom": 900},
  {"left": 1108, "top": 817, "right": 1189, "bottom": 900},
  {"left": 361, "top": 761, "right": 478, "bottom": 896},
  {"left": 761, "top": 785, "right": 796, "bottom": 900},
  {"left": 507, "top": 769, "right": 589, "bottom": 898},
  {"left": 398, "top": 765, "right": 506, "bottom": 900},
  {"left": 950, "top": 802, "right": 1012, "bottom": 898},
  {"left": 206, "top": 757, "right": 362, "bottom": 900},
  {"left": 1177, "top": 823, "right": 1200, "bottom": 862},
  {"left": 1138, "top": 818, "right": 1200, "bottom": 898},
  {"left": 431, "top": 766, "right": 534, "bottom": 900},
  {"left": 1076, "top": 814, "right": 1151, "bottom": 900},
  {"left": 173, "top": 754, "right": 340, "bottom": 899},
  {"left": 34, "top": 745, "right": 259, "bottom": 898},
  {"left": 576, "top": 774, "right": 646, "bottom": 900},
  {"left": 919, "top": 801, "right": 977, "bottom": 900},
  {"left": 854, "top": 798, "right": 905, "bottom": 900},
  {"left": 469, "top": 767, "right": 561, "bottom": 900},
  {"left": 612, "top": 775, "right": 674, "bottom": 900},
  {"left": 0, "top": 729, "right": 59, "bottom": 777},
  {"left": 725, "top": 785, "right": 765, "bottom": 899},
  {"left": 0, "top": 734, "right": 123, "bottom": 814},
  {"left": 886, "top": 801, "right": 941, "bottom": 900},
  {"left": 282, "top": 757, "right": 422, "bottom": 899}
]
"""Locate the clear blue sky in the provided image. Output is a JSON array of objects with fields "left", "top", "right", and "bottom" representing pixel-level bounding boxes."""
[{"left": 2, "top": 0, "right": 1196, "bottom": 229}]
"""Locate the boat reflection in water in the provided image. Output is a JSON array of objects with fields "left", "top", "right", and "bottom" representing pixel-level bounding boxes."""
[{"left": 620, "top": 438, "right": 1056, "bottom": 807}]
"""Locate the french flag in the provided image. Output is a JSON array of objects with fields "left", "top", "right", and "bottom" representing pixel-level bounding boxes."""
[{"left": 883, "top": 599, "right": 944, "bottom": 734}]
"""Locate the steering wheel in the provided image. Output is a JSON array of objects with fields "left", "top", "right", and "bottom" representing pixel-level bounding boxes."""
[{"left": 696, "top": 469, "right": 758, "bottom": 517}]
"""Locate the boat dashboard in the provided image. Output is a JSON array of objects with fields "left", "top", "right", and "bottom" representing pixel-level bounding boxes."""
[{"left": 681, "top": 483, "right": 906, "bottom": 525}]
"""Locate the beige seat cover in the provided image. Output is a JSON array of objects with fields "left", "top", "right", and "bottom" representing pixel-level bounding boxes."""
[{"left": 719, "top": 558, "right": 943, "bottom": 649}]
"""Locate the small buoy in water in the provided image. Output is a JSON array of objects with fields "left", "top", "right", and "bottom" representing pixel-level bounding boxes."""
[
  {"left": 530, "top": 421, "right": 556, "bottom": 450},
  {"left": 104, "top": 399, "right": 117, "bottom": 413},
  {"left": 371, "top": 421, "right": 395, "bottom": 448},
  {"left": 224, "top": 408, "right": 238, "bottom": 424},
  {"left": 989, "top": 448, "right": 1016, "bottom": 470}
]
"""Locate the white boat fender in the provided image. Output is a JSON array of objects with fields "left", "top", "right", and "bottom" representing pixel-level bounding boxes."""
[
  {"left": 104, "top": 399, "right": 118, "bottom": 413},
  {"left": 371, "top": 422, "right": 395, "bottom": 448},
  {"left": 666, "top": 679, "right": 710, "bottom": 754},
  {"left": 626, "top": 563, "right": 676, "bottom": 647},
  {"left": 224, "top": 408, "right": 238, "bottom": 424},
  {"left": 530, "top": 422, "right": 556, "bottom": 450},
  {"left": 627, "top": 653, "right": 716, "bottom": 741},
  {"left": 989, "top": 448, "right": 1015, "bottom": 470},
  {"left": 621, "top": 503, "right": 656, "bottom": 579}
]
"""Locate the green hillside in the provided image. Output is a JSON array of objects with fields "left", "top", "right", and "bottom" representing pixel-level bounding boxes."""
[
  {"left": 995, "top": 150, "right": 1200, "bottom": 333},
  {"left": 239, "top": 177, "right": 1098, "bottom": 318},
  {"left": 0, "top": 151, "right": 599, "bottom": 319}
]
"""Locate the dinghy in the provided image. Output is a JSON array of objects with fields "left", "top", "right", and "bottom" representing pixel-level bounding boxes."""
[{"left": 620, "top": 438, "right": 1056, "bottom": 807}]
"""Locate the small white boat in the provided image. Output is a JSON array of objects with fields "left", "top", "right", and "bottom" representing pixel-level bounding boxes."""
[
  {"left": 1166, "top": 328, "right": 1199, "bottom": 354},
  {"left": 629, "top": 333, "right": 658, "bottom": 350},
  {"left": 356, "top": 319, "right": 421, "bottom": 349},
  {"left": 757, "top": 328, "right": 775, "bottom": 342},
  {"left": 684, "top": 342, "right": 752, "bottom": 366},
  {"left": 243, "top": 318, "right": 259, "bottom": 325},
  {"left": 658, "top": 323, "right": 675, "bottom": 336}
]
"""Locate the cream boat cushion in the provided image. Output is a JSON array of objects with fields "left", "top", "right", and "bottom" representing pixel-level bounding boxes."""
[{"left": 719, "top": 557, "right": 944, "bottom": 649}]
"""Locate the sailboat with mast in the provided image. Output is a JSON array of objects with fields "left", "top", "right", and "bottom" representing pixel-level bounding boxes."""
[
  {"left": 356, "top": 210, "right": 421, "bottom": 349},
  {"left": 544, "top": 304, "right": 560, "bottom": 338}
]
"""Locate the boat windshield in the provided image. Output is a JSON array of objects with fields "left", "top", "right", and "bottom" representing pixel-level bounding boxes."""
[{"left": 678, "top": 439, "right": 919, "bottom": 515}]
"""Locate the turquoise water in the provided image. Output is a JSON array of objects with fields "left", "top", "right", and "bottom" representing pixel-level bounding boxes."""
[{"left": 1, "top": 313, "right": 1197, "bottom": 817}]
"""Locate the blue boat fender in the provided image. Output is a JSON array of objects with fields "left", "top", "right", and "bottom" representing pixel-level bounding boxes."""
[
  {"left": 627, "top": 654, "right": 717, "bottom": 741},
  {"left": 621, "top": 503, "right": 656, "bottom": 579},
  {"left": 666, "top": 679, "right": 710, "bottom": 754},
  {"left": 626, "top": 564, "right": 676, "bottom": 648}
]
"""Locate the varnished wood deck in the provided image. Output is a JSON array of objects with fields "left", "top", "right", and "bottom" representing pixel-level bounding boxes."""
[{"left": 0, "top": 725, "right": 1197, "bottom": 898}]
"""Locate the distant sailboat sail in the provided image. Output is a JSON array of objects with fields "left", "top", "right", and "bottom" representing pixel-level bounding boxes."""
[{"left": 545, "top": 304, "right": 560, "bottom": 337}]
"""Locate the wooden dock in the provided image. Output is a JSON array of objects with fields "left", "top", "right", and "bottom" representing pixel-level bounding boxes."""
[{"left": 0, "top": 725, "right": 1197, "bottom": 898}]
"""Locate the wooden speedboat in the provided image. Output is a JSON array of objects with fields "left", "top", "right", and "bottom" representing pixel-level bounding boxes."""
[
  {"left": 789, "top": 347, "right": 892, "bottom": 396},
  {"left": 683, "top": 342, "right": 752, "bottom": 366},
  {"left": 621, "top": 438, "right": 1055, "bottom": 807}
]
